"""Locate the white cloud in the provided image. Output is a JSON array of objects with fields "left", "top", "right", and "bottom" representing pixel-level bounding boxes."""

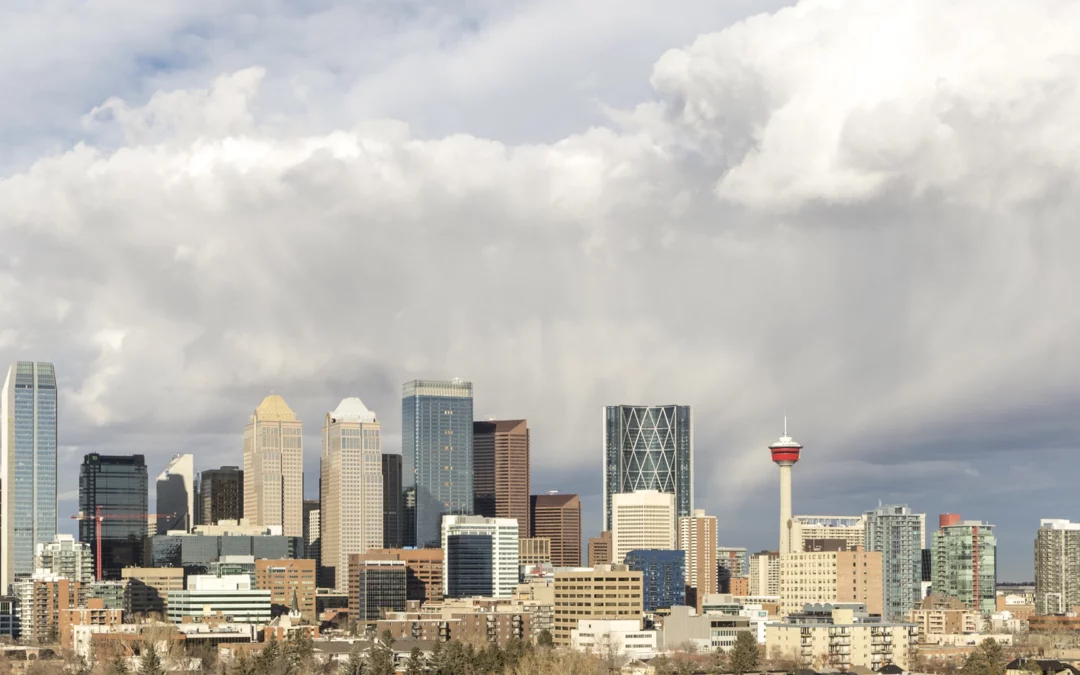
[{"left": 0, "top": 0, "right": 1078, "bottom": 575}]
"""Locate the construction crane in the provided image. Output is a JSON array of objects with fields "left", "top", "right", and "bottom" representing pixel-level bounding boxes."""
[{"left": 70, "top": 506, "right": 176, "bottom": 580}]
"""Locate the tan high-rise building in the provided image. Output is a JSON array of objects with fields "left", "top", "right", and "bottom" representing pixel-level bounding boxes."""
[
  {"left": 553, "top": 567, "right": 643, "bottom": 646},
  {"left": 779, "top": 548, "right": 884, "bottom": 616},
  {"left": 749, "top": 551, "right": 780, "bottom": 596},
  {"left": 122, "top": 567, "right": 184, "bottom": 617},
  {"left": 320, "top": 398, "right": 383, "bottom": 590},
  {"left": 611, "top": 490, "right": 675, "bottom": 564},
  {"left": 255, "top": 558, "right": 317, "bottom": 623},
  {"left": 679, "top": 509, "right": 717, "bottom": 611},
  {"left": 473, "top": 420, "right": 530, "bottom": 536},
  {"left": 589, "top": 531, "right": 612, "bottom": 567},
  {"left": 355, "top": 548, "right": 444, "bottom": 605},
  {"left": 530, "top": 493, "right": 582, "bottom": 567},
  {"left": 243, "top": 395, "right": 303, "bottom": 537}
]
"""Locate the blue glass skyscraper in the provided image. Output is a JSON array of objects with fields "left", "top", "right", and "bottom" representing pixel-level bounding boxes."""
[
  {"left": 402, "top": 379, "right": 474, "bottom": 548},
  {"left": 603, "top": 405, "right": 692, "bottom": 531},
  {"left": 625, "top": 549, "right": 686, "bottom": 611},
  {"left": 1, "top": 361, "right": 58, "bottom": 588}
]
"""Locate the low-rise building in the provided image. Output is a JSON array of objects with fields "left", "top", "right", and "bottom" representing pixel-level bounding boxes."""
[
  {"left": 906, "top": 596, "right": 983, "bottom": 637},
  {"left": 553, "top": 567, "right": 644, "bottom": 647},
  {"left": 59, "top": 598, "right": 123, "bottom": 651},
  {"left": 123, "top": 567, "right": 185, "bottom": 617},
  {"left": 571, "top": 619, "right": 657, "bottom": 660},
  {"left": 765, "top": 604, "right": 917, "bottom": 671},
  {"left": 660, "top": 605, "right": 753, "bottom": 652},
  {"left": 167, "top": 575, "right": 271, "bottom": 624}
]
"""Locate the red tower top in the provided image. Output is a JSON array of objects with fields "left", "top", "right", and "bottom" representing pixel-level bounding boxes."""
[{"left": 769, "top": 418, "right": 802, "bottom": 466}]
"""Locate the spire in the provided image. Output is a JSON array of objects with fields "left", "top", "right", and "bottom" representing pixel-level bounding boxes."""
[{"left": 290, "top": 590, "right": 300, "bottom": 614}]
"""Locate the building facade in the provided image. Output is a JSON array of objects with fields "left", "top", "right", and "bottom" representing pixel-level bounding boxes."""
[
  {"left": 749, "top": 551, "right": 780, "bottom": 597},
  {"left": 200, "top": 466, "right": 244, "bottom": 526},
  {"left": 156, "top": 454, "right": 195, "bottom": 533},
  {"left": 78, "top": 454, "right": 149, "bottom": 579},
  {"left": 679, "top": 509, "right": 717, "bottom": 611},
  {"left": 382, "top": 454, "right": 403, "bottom": 549},
  {"left": 530, "top": 493, "right": 582, "bottom": 567},
  {"left": 932, "top": 515, "right": 996, "bottom": 613},
  {"left": 167, "top": 574, "right": 271, "bottom": 624},
  {"left": 611, "top": 490, "right": 676, "bottom": 564},
  {"left": 15, "top": 574, "right": 81, "bottom": 644},
  {"left": 778, "top": 549, "right": 884, "bottom": 617},
  {"left": 553, "top": 568, "right": 643, "bottom": 647},
  {"left": 243, "top": 395, "right": 303, "bottom": 537},
  {"left": 355, "top": 548, "right": 443, "bottom": 604},
  {"left": 473, "top": 420, "right": 531, "bottom": 537},
  {"left": 254, "top": 559, "right": 317, "bottom": 623},
  {"left": 35, "top": 534, "right": 93, "bottom": 583},
  {"left": 303, "top": 500, "right": 320, "bottom": 565},
  {"left": 864, "top": 505, "right": 926, "bottom": 620},
  {"left": 766, "top": 606, "right": 917, "bottom": 671},
  {"left": 1, "top": 361, "right": 58, "bottom": 588},
  {"left": 348, "top": 558, "right": 407, "bottom": 622},
  {"left": 122, "top": 567, "right": 184, "bottom": 617},
  {"left": 603, "top": 405, "right": 692, "bottom": 531},
  {"left": 442, "top": 515, "right": 519, "bottom": 599},
  {"left": 792, "top": 516, "right": 867, "bottom": 553},
  {"left": 519, "top": 538, "right": 552, "bottom": 566},
  {"left": 320, "top": 398, "right": 383, "bottom": 590},
  {"left": 589, "top": 531, "right": 612, "bottom": 567},
  {"left": 402, "top": 379, "right": 474, "bottom": 548},
  {"left": 625, "top": 549, "right": 686, "bottom": 612},
  {"left": 1036, "top": 519, "right": 1080, "bottom": 615}
]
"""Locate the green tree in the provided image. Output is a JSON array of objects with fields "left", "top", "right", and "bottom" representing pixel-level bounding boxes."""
[
  {"left": 284, "top": 631, "right": 315, "bottom": 674},
  {"left": 729, "top": 631, "right": 760, "bottom": 675},
  {"left": 138, "top": 643, "right": 165, "bottom": 675},
  {"left": 404, "top": 647, "right": 425, "bottom": 675},
  {"left": 105, "top": 651, "right": 130, "bottom": 675},
  {"left": 981, "top": 638, "right": 1007, "bottom": 675},
  {"left": 1022, "top": 660, "right": 1044, "bottom": 675},
  {"left": 535, "top": 630, "right": 553, "bottom": 649},
  {"left": 368, "top": 630, "right": 396, "bottom": 675}
]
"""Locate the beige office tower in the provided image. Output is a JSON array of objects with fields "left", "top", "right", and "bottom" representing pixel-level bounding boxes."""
[
  {"left": 749, "top": 550, "right": 780, "bottom": 596},
  {"left": 778, "top": 548, "right": 884, "bottom": 617},
  {"left": 243, "top": 395, "right": 303, "bottom": 537},
  {"left": 679, "top": 509, "right": 717, "bottom": 611},
  {"left": 611, "top": 490, "right": 675, "bottom": 564},
  {"left": 321, "top": 398, "right": 384, "bottom": 591}
]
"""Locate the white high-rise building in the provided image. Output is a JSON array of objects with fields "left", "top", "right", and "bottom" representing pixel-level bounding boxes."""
[
  {"left": 1036, "top": 519, "right": 1080, "bottom": 615},
  {"left": 790, "top": 516, "right": 866, "bottom": 552},
  {"left": 749, "top": 551, "right": 780, "bottom": 596},
  {"left": 610, "top": 490, "right": 675, "bottom": 564},
  {"left": 243, "top": 395, "right": 303, "bottom": 537},
  {"left": 441, "top": 515, "right": 519, "bottom": 599},
  {"left": 320, "top": 398, "right": 383, "bottom": 591},
  {"left": 156, "top": 454, "right": 195, "bottom": 533},
  {"left": 34, "top": 534, "right": 93, "bottom": 583}
]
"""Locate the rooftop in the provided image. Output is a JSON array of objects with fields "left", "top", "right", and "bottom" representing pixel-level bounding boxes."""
[
  {"left": 329, "top": 397, "right": 377, "bottom": 423},
  {"left": 254, "top": 395, "right": 297, "bottom": 422}
]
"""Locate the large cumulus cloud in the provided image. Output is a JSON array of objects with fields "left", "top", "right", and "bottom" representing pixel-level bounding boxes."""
[{"left": 2, "top": 0, "right": 1079, "bottom": 576}]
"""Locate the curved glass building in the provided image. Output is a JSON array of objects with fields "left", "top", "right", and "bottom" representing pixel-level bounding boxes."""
[{"left": 602, "top": 405, "right": 692, "bottom": 532}]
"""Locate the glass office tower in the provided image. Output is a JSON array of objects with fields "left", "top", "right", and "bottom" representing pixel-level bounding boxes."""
[
  {"left": 402, "top": 379, "right": 473, "bottom": 548},
  {"left": 1, "top": 361, "right": 58, "bottom": 588},
  {"left": 864, "top": 504, "right": 926, "bottom": 620},
  {"left": 603, "top": 405, "right": 692, "bottom": 531},
  {"left": 79, "top": 454, "right": 149, "bottom": 579}
]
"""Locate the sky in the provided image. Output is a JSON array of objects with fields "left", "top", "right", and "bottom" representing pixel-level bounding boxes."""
[{"left": 2, "top": 0, "right": 1079, "bottom": 581}]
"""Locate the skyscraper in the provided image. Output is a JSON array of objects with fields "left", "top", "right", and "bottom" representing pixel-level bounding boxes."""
[
  {"left": 678, "top": 509, "right": 717, "bottom": 611},
  {"left": 320, "top": 398, "right": 383, "bottom": 590},
  {"left": 1, "top": 361, "right": 58, "bottom": 588},
  {"left": 1035, "top": 519, "right": 1080, "bottom": 615},
  {"left": 864, "top": 504, "right": 926, "bottom": 620},
  {"left": 303, "top": 500, "right": 320, "bottom": 566},
  {"left": 200, "top": 466, "right": 244, "bottom": 525},
  {"left": 932, "top": 514, "right": 996, "bottom": 613},
  {"left": 243, "top": 395, "right": 303, "bottom": 537},
  {"left": 603, "top": 405, "right": 692, "bottom": 531},
  {"left": 78, "top": 454, "right": 148, "bottom": 580},
  {"left": 402, "top": 379, "right": 474, "bottom": 548},
  {"left": 156, "top": 454, "right": 195, "bottom": 533},
  {"left": 473, "top": 420, "right": 530, "bottom": 537},
  {"left": 610, "top": 490, "right": 676, "bottom": 564},
  {"left": 382, "top": 454, "right": 403, "bottom": 549},
  {"left": 530, "top": 493, "right": 582, "bottom": 567}
]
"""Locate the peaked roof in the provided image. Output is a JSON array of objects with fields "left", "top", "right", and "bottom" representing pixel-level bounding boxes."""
[
  {"left": 255, "top": 395, "right": 297, "bottom": 422},
  {"left": 330, "top": 397, "right": 377, "bottom": 423},
  {"left": 877, "top": 665, "right": 905, "bottom": 674}
]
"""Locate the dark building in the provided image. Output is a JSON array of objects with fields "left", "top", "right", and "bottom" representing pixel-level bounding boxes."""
[
  {"left": 472, "top": 420, "right": 530, "bottom": 537},
  {"left": 79, "top": 454, "right": 149, "bottom": 580},
  {"left": 530, "top": 493, "right": 582, "bottom": 567},
  {"left": 922, "top": 548, "right": 932, "bottom": 582},
  {"left": 348, "top": 556, "right": 407, "bottom": 622},
  {"left": 149, "top": 533, "right": 304, "bottom": 574},
  {"left": 199, "top": 467, "right": 243, "bottom": 525},
  {"left": 382, "top": 454, "right": 403, "bottom": 549},
  {"left": 445, "top": 534, "right": 493, "bottom": 598},
  {"left": 625, "top": 549, "right": 686, "bottom": 612}
]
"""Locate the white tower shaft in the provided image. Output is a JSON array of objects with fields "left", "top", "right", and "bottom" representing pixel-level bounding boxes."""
[{"left": 779, "top": 463, "right": 792, "bottom": 554}]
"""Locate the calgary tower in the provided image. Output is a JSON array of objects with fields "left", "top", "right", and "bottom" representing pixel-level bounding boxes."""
[{"left": 769, "top": 419, "right": 802, "bottom": 554}]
